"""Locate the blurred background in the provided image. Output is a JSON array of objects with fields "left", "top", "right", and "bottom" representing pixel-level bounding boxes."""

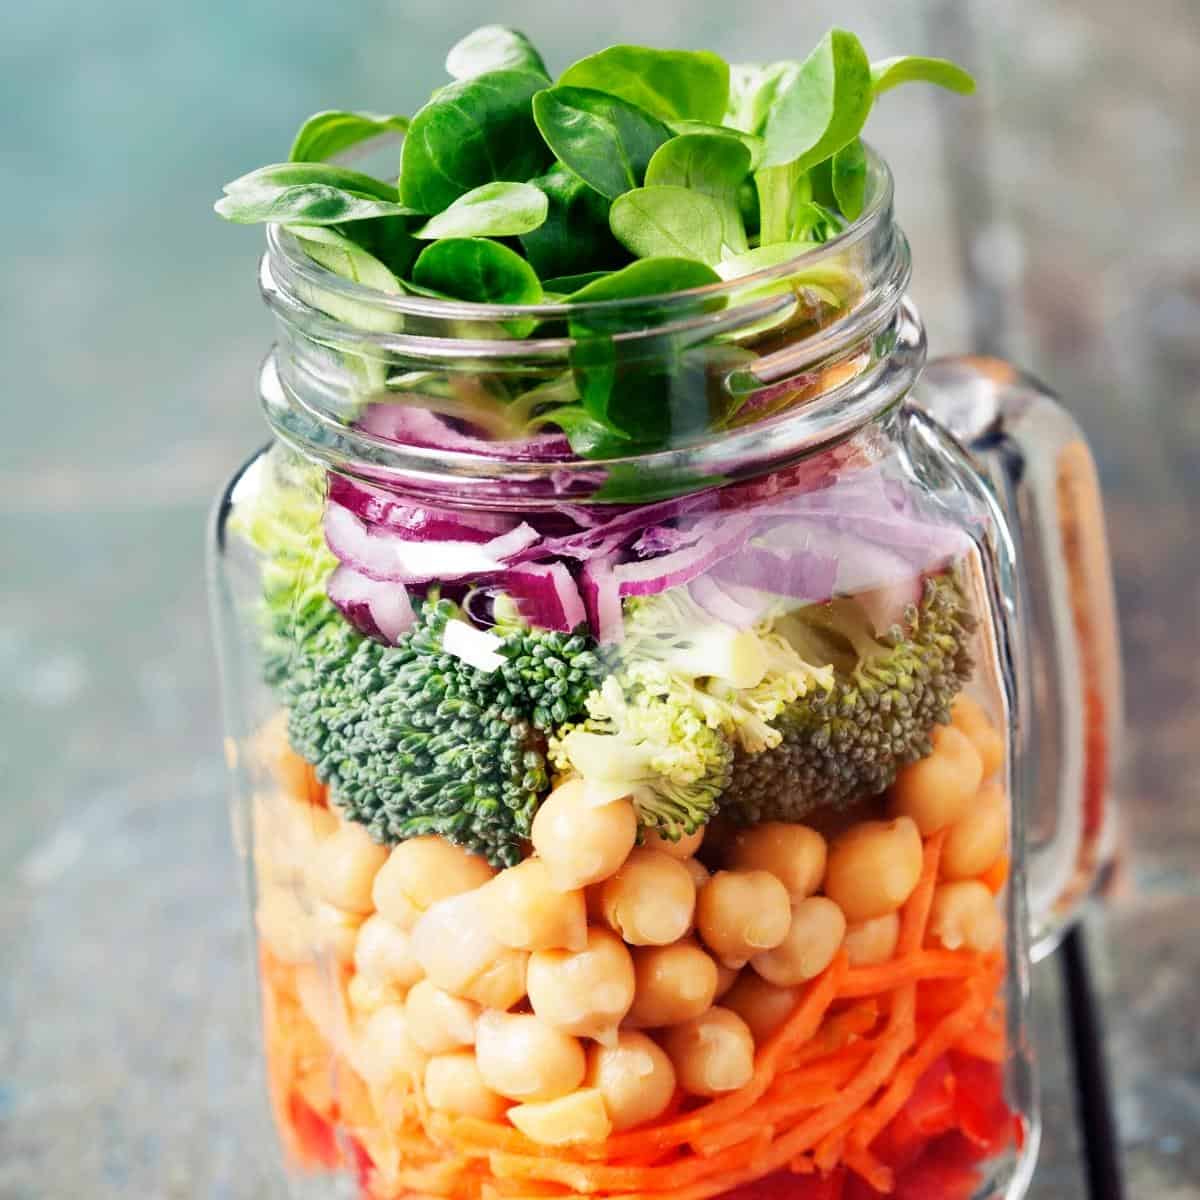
[{"left": 2, "top": 1, "right": 1196, "bottom": 1196}]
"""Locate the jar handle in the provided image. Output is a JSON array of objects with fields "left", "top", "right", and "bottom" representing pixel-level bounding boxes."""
[{"left": 916, "top": 356, "right": 1122, "bottom": 954}]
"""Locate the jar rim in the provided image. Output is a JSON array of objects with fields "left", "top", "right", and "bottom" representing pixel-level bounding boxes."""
[{"left": 265, "top": 144, "right": 895, "bottom": 325}]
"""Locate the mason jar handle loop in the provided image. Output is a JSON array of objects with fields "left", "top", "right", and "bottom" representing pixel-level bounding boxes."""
[{"left": 917, "top": 356, "right": 1122, "bottom": 956}]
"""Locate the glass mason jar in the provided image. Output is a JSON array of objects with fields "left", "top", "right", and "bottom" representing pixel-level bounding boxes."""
[{"left": 209, "top": 150, "right": 1120, "bottom": 1200}]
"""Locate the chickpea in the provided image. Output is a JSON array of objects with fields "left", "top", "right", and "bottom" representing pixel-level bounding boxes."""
[
  {"left": 683, "top": 858, "right": 711, "bottom": 890},
  {"left": 314, "top": 901, "right": 365, "bottom": 964},
  {"left": 256, "top": 886, "right": 313, "bottom": 964},
  {"left": 927, "top": 881, "right": 1004, "bottom": 953},
  {"left": 627, "top": 940, "right": 719, "bottom": 1027},
  {"left": 347, "top": 973, "right": 401, "bottom": 1016},
  {"left": 484, "top": 859, "right": 588, "bottom": 952},
  {"left": 509, "top": 1089, "right": 613, "bottom": 1146},
  {"left": 585, "top": 1032, "right": 676, "bottom": 1132},
  {"left": 528, "top": 928, "right": 635, "bottom": 1043},
  {"left": 462, "top": 949, "right": 529, "bottom": 1011},
  {"left": 599, "top": 849, "right": 696, "bottom": 946},
  {"left": 696, "top": 870, "right": 792, "bottom": 967},
  {"left": 941, "top": 782, "right": 1008, "bottom": 881},
  {"left": 728, "top": 823, "right": 827, "bottom": 902},
  {"left": 824, "top": 817, "right": 924, "bottom": 923},
  {"left": 952, "top": 695, "right": 1006, "bottom": 778},
  {"left": 713, "top": 961, "right": 739, "bottom": 999},
  {"left": 475, "top": 1011, "right": 587, "bottom": 1102},
  {"left": 662, "top": 1007, "right": 756, "bottom": 1097},
  {"left": 723, "top": 973, "right": 800, "bottom": 1042},
  {"left": 843, "top": 912, "right": 901, "bottom": 967},
  {"left": 890, "top": 725, "right": 984, "bottom": 835},
  {"left": 405, "top": 979, "right": 480, "bottom": 1054},
  {"left": 311, "top": 824, "right": 389, "bottom": 914},
  {"left": 751, "top": 896, "right": 846, "bottom": 986},
  {"left": 411, "top": 890, "right": 506, "bottom": 997},
  {"left": 531, "top": 780, "right": 638, "bottom": 891},
  {"left": 357, "top": 1004, "right": 427, "bottom": 1086},
  {"left": 354, "top": 914, "right": 424, "bottom": 988},
  {"left": 424, "top": 1052, "right": 507, "bottom": 1120},
  {"left": 642, "top": 826, "right": 705, "bottom": 860},
  {"left": 372, "top": 836, "right": 495, "bottom": 929}
]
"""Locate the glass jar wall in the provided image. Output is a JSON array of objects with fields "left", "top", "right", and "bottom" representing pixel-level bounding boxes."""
[{"left": 210, "top": 153, "right": 1045, "bottom": 1200}]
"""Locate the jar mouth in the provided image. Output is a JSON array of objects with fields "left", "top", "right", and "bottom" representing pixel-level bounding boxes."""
[
  {"left": 259, "top": 144, "right": 923, "bottom": 501},
  {"left": 265, "top": 145, "right": 896, "bottom": 327}
]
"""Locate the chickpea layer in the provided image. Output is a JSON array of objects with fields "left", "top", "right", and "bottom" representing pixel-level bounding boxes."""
[{"left": 952, "top": 694, "right": 1006, "bottom": 778}]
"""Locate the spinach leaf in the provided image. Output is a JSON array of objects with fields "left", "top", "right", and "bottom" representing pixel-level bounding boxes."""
[
  {"left": 399, "top": 69, "right": 551, "bottom": 213},
  {"left": 445, "top": 25, "right": 549, "bottom": 81},
  {"left": 870, "top": 56, "right": 975, "bottom": 96},
  {"left": 566, "top": 258, "right": 721, "bottom": 445},
  {"left": 568, "top": 256, "right": 720, "bottom": 304},
  {"left": 726, "top": 61, "right": 798, "bottom": 135},
  {"left": 755, "top": 161, "right": 809, "bottom": 245},
  {"left": 289, "top": 110, "right": 409, "bottom": 163},
  {"left": 411, "top": 237, "right": 543, "bottom": 307},
  {"left": 412, "top": 181, "right": 548, "bottom": 239},
  {"left": 542, "top": 270, "right": 612, "bottom": 293},
  {"left": 339, "top": 216, "right": 421, "bottom": 279},
  {"left": 286, "top": 225, "right": 406, "bottom": 335},
  {"left": 216, "top": 162, "right": 412, "bottom": 224},
  {"left": 646, "top": 133, "right": 752, "bottom": 254},
  {"left": 670, "top": 120, "right": 765, "bottom": 168},
  {"left": 520, "top": 164, "right": 626, "bottom": 278},
  {"left": 760, "top": 30, "right": 873, "bottom": 170},
  {"left": 557, "top": 45, "right": 730, "bottom": 124},
  {"left": 609, "top": 186, "right": 725, "bottom": 265},
  {"left": 831, "top": 137, "right": 867, "bottom": 220},
  {"left": 532, "top": 86, "right": 673, "bottom": 201}
]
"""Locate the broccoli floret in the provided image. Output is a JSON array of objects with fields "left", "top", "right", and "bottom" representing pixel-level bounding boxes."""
[
  {"left": 281, "top": 599, "right": 604, "bottom": 866},
  {"left": 620, "top": 589, "right": 833, "bottom": 751},
  {"left": 721, "top": 573, "right": 976, "bottom": 823},
  {"left": 229, "top": 450, "right": 342, "bottom": 687},
  {"left": 549, "top": 678, "right": 733, "bottom": 838}
]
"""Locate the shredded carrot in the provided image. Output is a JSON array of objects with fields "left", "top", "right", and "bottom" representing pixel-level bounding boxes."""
[
  {"left": 850, "top": 969, "right": 997, "bottom": 1152},
  {"left": 838, "top": 948, "right": 980, "bottom": 997},
  {"left": 844, "top": 1143, "right": 895, "bottom": 1193},
  {"left": 489, "top": 1128, "right": 773, "bottom": 1192}
]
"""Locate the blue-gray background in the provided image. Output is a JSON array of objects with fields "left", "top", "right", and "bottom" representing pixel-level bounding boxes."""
[{"left": 2, "top": 2, "right": 1197, "bottom": 1196}]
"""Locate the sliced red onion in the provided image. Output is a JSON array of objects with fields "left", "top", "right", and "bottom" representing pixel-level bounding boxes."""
[
  {"left": 710, "top": 544, "right": 839, "bottom": 604},
  {"left": 688, "top": 575, "right": 765, "bottom": 628},
  {"left": 327, "top": 564, "right": 416, "bottom": 642},
  {"left": 328, "top": 475, "right": 516, "bottom": 540},
  {"left": 513, "top": 492, "right": 717, "bottom": 564},
  {"left": 504, "top": 562, "right": 587, "bottom": 633},
  {"left": 358, "top": 403, "right": 573, "bottom": 461},
  {"left": 325, "top": 501, "right": 541, "bottom": 583},
  {"left": 612, "top": 515, "right": 755, "bottom": 598},
  {"left": 580, "top": 557, "right": 623, "bottom": 644}
]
